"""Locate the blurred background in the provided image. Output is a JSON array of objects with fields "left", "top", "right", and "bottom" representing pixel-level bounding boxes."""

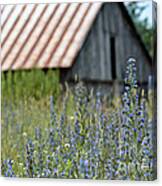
[{"left": 125, "top": 1, "right": 155, "bottom": 57}]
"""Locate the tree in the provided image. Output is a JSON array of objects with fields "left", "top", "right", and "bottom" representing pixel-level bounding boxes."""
[{"left": 126, "top": 2, "right": 154, "bottom": 57}]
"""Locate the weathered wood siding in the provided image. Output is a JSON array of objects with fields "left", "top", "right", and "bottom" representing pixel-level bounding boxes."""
[{"left": 61, "top": 3, "right": 152, "bottom": 83}]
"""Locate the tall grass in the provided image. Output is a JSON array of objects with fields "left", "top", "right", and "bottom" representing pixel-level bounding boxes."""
[
  {"left": 1, "top": 58, "right": 156, "bottom": 180},
  {"left": 1, "top": 69, "right": 60, "bottom": 102}
]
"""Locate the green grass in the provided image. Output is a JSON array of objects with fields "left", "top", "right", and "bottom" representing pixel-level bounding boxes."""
[{"left": 1, "top": 63, "right": 156, "bottom": 180}]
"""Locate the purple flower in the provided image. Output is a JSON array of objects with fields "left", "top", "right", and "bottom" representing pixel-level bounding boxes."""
[
  {"left": 3, "top": 159, "right": 15, "bottom": 177},
  {"left": 84, "top": 160, "right": 88, "bottom": 167}
]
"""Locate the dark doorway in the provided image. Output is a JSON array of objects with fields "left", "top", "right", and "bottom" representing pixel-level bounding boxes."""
[{"left": 110, "top": 36, "right": 116, "bottom": 79}]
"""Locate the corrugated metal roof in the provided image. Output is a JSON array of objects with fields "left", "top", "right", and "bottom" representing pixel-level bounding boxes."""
[{"left": 1, "top": 3, "right": 102, "bottom": 71}]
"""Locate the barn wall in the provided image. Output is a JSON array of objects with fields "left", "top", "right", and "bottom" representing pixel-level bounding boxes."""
[{"left": 61, "top": 3, "right": 152, "bottom": 84}]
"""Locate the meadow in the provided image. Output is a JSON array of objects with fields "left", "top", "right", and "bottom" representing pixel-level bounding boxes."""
[{"left": 1, "top": 58, "right": 156, "bottom": 180}]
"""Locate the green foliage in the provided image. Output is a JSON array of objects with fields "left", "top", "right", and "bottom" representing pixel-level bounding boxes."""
[
  {"left": 1, "top": 59, "right": 156, "bottom": 180},
  {"left": 126, "top": 2, "right": 154, "bottom": 57},
  {"left": 2, "top": 69, "right": 60, "bottom": 102}
]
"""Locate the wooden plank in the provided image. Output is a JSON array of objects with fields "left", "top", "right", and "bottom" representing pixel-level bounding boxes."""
[
  {"left": 92, "top": 14, "right": 101, "bottom": 80},
  {"left": 82, "top": 32, "right": 91, "bottom": 79},
  {"left": 103, "top": 4, "right": 109, "bottom": 32},
  {"left": 97, "top": 9, "right": 105, "bottom": 80},
  {"left": 70, "top": 46, "right": 85, "bottom": 80},
  {"left": 115, "top": 5, "right": 124, "bottom": 80},
  {"left": 109, "top": 3, "right": 116, "bottom": 35},
  {"left": 89, "top": 27, "right": 97, "bottom": 79},
  {"left": 103, "top": 4, "right": 111, "bottom": 80},
  {"left": 78, "top": 48, "right": 85, "bottom": 79}
]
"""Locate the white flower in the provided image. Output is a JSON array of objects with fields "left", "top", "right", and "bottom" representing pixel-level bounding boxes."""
[
  {"left": 64, "top": 143, "right": 70, "bottom": 148},
  {"left": 23, "top": 132, "right": 27, "bottom": 137}
]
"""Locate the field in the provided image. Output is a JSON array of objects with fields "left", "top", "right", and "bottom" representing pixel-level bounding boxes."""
[{"left": 1, "top": 59, "right": 156, "bottom": 180}]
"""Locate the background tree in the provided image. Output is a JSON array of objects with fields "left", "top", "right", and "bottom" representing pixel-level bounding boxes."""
[{"left": 126, "top": 2, "right": 154, "bottom": 57}]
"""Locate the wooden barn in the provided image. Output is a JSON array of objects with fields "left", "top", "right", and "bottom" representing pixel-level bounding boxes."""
[{"left": 1, "top": 2, "right": 153, "bottom": 93}]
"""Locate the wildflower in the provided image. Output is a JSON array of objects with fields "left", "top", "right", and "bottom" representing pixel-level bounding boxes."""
[
  {"left": 53, "top": 168, "right": 58, "bottom": 175},
  {"left": 19, "top": 163, "right": 23, "bottom": 166},
  {"left": 26, "top": 139, "right": 35, "bottom": 177},
  {"left": 84, "top": 160, "right": 89, "bottom": 167},
  {"left": 144, "top": 172, "right": 150, "bottom": 178},
  {"left": 23, "top": 132, "right": 27, "bottom": 137},
  {"left": 96, "top": 92, "right": 102, "bottom": 113},
  {"left": 64, "top": 143, "right": 70, "bottom": 148},
  {"left": 132, "top": 128, "right": 137, "bottom": 134},
  {"left": 129, "top": 113, "right": 134, "bottom": 118},
  {"left": 35, "top": 127, "right": 41, "bottom": 140},
  {"left": 3, "top": 159, "right": 15, "bottom": 177}
]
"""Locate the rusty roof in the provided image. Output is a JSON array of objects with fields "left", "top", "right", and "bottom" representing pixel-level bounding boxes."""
[{"left": 1, "top": 3, "right": 102, "bottom": 71}]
